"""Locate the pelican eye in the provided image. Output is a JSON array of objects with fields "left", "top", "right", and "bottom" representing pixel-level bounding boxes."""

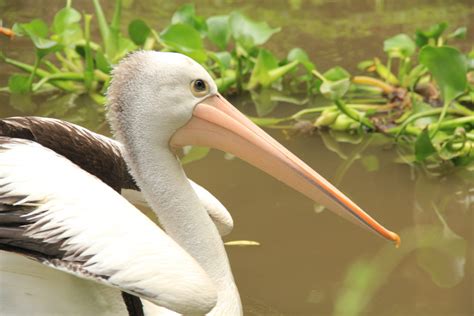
[{"left": 190, "top": 79, "right": 209, "bottom": 97}]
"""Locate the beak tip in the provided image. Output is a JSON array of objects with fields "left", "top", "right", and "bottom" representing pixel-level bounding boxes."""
[{"left": 391, "top": 232, "right": 401, "bottom": 248}]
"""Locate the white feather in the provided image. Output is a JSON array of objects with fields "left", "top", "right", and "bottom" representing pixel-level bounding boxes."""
[
  {"left": 0, "top": 140, "right": 217, "bottom": 315},
  {"left": 122, "top": 180, "right": 233, "bottom": 236}
]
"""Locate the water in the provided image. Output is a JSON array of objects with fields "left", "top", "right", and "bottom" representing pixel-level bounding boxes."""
[{"left": 1, "top": 1, "right": 473, "bottom": 315}]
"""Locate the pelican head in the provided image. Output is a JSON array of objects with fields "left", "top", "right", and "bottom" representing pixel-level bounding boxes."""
[{"left": 107, "top": 51, "right": 400, "bottom": 245}]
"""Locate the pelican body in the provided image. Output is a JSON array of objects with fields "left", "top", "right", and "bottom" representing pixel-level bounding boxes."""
[{"left": 0, "top": 51, "right": 399, "bottom": 315}]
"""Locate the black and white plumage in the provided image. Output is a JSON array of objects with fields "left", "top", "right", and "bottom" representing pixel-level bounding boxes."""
[
  {"left": 0, "top": 117, "right": 233, "bottom": 315},
  {"left": 0, "top": 138, "right": 216, "bottom": 315}
]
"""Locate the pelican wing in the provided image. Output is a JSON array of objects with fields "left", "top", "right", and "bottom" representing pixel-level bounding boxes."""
[
  {"left": 0, "top": 138, "right": 216, "bottom": 315},
  {"left": 0, "top": 116, "right": 134, "bottom": 191},
  {"left": 0, "top": 116, "right": 234, "bottom": 235}
]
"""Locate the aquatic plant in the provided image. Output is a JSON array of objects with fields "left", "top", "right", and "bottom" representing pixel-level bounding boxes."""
[{"left": 1, "top": 1, "right": 473, "bottom": 166}]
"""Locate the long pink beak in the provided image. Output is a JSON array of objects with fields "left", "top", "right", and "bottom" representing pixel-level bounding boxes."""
[{"left": 170, "top": 94, "right": 400, "bottom": 246}]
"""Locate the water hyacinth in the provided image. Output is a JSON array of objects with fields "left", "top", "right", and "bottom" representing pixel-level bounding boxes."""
[{"left": 0, "top": 1, "right": 473, "bottom": 167}]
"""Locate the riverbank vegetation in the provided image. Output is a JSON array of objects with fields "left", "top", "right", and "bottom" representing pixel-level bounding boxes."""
[{"left": 1, "top": 0, "right": 473, "bottom": 166}]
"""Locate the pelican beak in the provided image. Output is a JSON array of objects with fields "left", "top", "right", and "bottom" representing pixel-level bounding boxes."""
[{"left": 170, "top": 94, "right": 400, "bottom": 246}]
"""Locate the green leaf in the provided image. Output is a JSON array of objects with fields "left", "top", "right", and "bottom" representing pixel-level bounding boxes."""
[
  {"left": 415, "top": 129, "right": 437, "bottom": 161},
  {"left": 128, "top": 19, "right": 151, "bottom": 45},
  {"left": 383, "top": 34, "right": 416, "bottom": 58},
  {"left": 419, "top": 46, "right": 467, "bottom": 104},
  {"left": 52, "top": 6, "right": 83, "bottom": 46},
  {"left": 160, "top": 23, "right": 206, "bottom": 62},
  {"left": 229, "top": 12, "right": 280, "bottom": 48},
  {"left": 320, "top": 78, "right": 350, "bottom": 100},
  {"left": 324, "top": 66, "right": 350, "bottom": 81},
  {"left": 415, "top": 22, "right": 448, "bottom": 47},
  {"left": 206, "top": 15, "right": 230, "bottom": 50},
  {"left": 8, "top": 74, "right": 30, "bottom": 94},
  {"left": 53, "top": 7, "right": 81, "bottom": 34},
  {"left": 287, "top": 48, "right": 314, "bottom": 71},
  {"left": 172, "top": 4, "right": 207, "bottom": 34},
  {"left": 181, "top": 146, "right": 210, "bottom": 164},
  {"left": 248, "top": 48, "right": 278, "bottom": 89},
  {"left": 13, "top": 19, "right": 60, "bottom": 58}
]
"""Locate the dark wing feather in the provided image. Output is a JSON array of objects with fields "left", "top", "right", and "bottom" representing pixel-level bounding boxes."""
[
  {"left": 0, "top": 117, "right": 137, "bottom": 192},
  {"left": 0, "top": 126, "right": 144, "bottom": 315}
]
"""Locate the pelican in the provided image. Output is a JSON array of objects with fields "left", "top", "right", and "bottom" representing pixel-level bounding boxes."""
[{"left": 0, "top": 51, "right": 399, "bottom": 315}]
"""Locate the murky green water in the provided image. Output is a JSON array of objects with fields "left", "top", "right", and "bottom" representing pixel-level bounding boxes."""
[{"left": 1, "top": 1, "right": 473, "bottom": 315}]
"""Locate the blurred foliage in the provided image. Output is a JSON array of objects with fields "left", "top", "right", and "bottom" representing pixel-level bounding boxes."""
[{"left": 0, "top": 0, "right": 473, "bottom": 167}]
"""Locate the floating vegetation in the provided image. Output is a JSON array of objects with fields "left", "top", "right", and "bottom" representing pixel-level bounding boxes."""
[{"left": 1, "top": 1, "right": 473, "bottom": 166}]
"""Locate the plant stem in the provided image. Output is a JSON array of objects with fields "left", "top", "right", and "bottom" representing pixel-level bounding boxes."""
[
  {"left": 26, "top": 56, "right": 40, "bottom": 91},
  {"left": 311, "top": 69, "right": 326, "bottom": 82},
  {"left": 394, "top": 108, "right": 468, "bottom": 137},
  {"left": 437, "top": 116, "right": 474, "bottom": 130},
  {"left": 352, "top": 76, "right": 395, "bottom": 94},
  {"left": 32, "top": 72, "right": 84, "bottom": 91},
  {"left": 334, "top": 99, "right": 374, "bottom": 129},
  {"left": 84, "top": 14, "right": 95, "bottom": 91}
]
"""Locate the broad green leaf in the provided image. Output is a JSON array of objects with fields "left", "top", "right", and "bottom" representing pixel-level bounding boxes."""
[
  {"left": 172, "top": 4, "right": 207, "bottom": 34},
  {"left": 383, "top": 34, "right": 416, "bottom": 58},
  {"left": 229, "top": 12, "right": 280, "bottom": 48},
  {"left": 181, "top": 146, "right": 210, "bottom": 164},
  {"left": 415, "top": 129, "right": 437, "bottom": 161},
  {"left": 161, "top": 23, "right": 206, "bottom": 62},
  {"left": 320, "top": 78, "right": 350, "bottom": 100},
  {"left": 206, "top": 15, "right": 230, "bottom": 50},
  {"left": 419, "top": 46, "right": 467, "bottom": 104},
  {"left": 128, "top": 19, "right": 151, "bottom": 45},
  {"left": 415, "top": 22, "right": 448, "bottom": 47},
  {"left": 52, "top": 7, "right": 82, "bottom": 46},
  {"left": 324, "top": 66, "right": 350, "bottom": 81},
  {"left": 13, "top": 19, "right": 47, "bottom": 38},
  {"left": 13, "top": 20, "right": 60, "bottom": 57},
  {"left": 287, "top": 48, "right": 314, "bottom": 71},
  {"left": 8, "top": 74, "right": 30, "bottom": 94},
  {"left": 53, "top": 7, "right": 81, "bottom": 34},
  {"left": 248, "top": 49, "right": 278, "bottom": 89}
]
